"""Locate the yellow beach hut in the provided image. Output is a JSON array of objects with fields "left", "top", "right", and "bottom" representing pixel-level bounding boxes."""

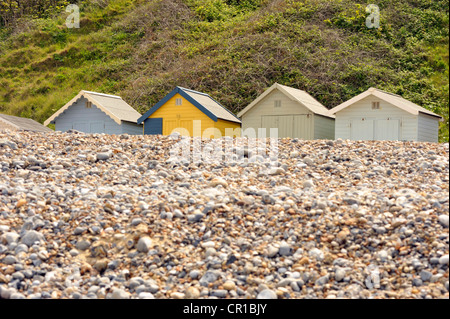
[{"left": 137, "top": 87, "right": 241, "bottom": 138}]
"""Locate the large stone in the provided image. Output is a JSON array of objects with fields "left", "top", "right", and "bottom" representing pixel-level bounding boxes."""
[
  {"left": 439, "top": 255, "right": 449, "bottom": 265},
  {"left": 279, "top": 242, "right": 293, "bottom": 256},
  {"left": 257, "top": 289, "right": 277, "bottom": 299},
  {"left": 20, "top": 230, "right": 44, "bottom": 247},
  {"left": 209, "top": 177, "right": 228, "bottom": 188},
  {"left": 96, "top": 152, "right": 112, "bottom": 161},
  {"left": 110, "top": 288, "right": 130, "bottom": 299},
  {"left": 309, "top": 248, "right": 324, "bottom": 261},
  {"left": 438, "top": 215, "right": 449, "bottom": 227},
  {"left": 335, "top": 268, "right": 346, "bottom": 282},
  {"left": 136, "top": 237, "right": 152, "bottom": 253},
  {"left": 185, "top": 286, "right": 200, "bottom": 299},
  {"left": 199, "top": 271, "right": 219, "bottom": 286}
]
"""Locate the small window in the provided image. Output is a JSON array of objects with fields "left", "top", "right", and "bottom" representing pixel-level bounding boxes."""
[
  {"left": 176, "top": 98, "right": 182, "bottom": 106},
  {"left": 86, "top": 101, "right": 92, "bottom": 109},
  {"left": 274, "top": 100, "right": 282, "bottom": 108},
  {"left": 372, "top": 101, "right": 380, "bottom": 110}
]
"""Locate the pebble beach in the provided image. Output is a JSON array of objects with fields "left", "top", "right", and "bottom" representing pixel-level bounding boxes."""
[{"left": 0, "top": 130, "right": 448, "bottom": 299}]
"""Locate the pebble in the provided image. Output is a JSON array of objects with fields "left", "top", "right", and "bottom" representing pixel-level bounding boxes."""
[
  {"left": 315, "top": 274, "right": 330, "bottom": 286},
  {"left": 266, "top": 245, "right": 279, "bottom": 258},
  {"left": 189, "top": 270, "right": 200, "bottom": 280},
  {"left": 412, "top": 278, "right": 423, "bottom": 287},
  {"left": 76, "top": 240, "right": 91, "bottom": 251},
  {"left": 5, "top": 232, "right": 19, "bottom": 244},
  {"left": 420, "top": 271, "right": 433, "bottom": 282},
  {"left": 0, "top": 131, "right": 448, "bottom": 300},
  {"left": 136, "top": 237, "right": 152, "bottom": 253},
  {"left": 16, "top": 199, "right": 27, "bottom": 208},
  {"left": 303, "top": 180, "right": 314, "bottom": 188},
  {"left": 211, "top": 289, "right": 228, "bottom": 298},
  {"left": 170, "top": 292, "right": 185, "bottom": 299},
  {"left": 335, "top": 268, "right": 346, "bottom": 282},
  {"left": 257, "top": 289, "right": 278, "bottom": 299},
  {"left": 268, "top": 167, "right": 284, "bottom": 175},
  {"left": 199, "top": 271, "right": 219, "bottom": 287},
  {"left": 0, "top": 139, "right": 18, "bottom": 150},
  {"left": 309, "top": 248, "right": 324, "bottom": 261},
  {"left": 110, "top": 288, "right": 130, "bottom": 299},
  {"left": 223, "top": 281, "right": 236, "bottom": 291},
  {"left": 139, "top": 292, "right": 155, "bottom": 299},
  {"left": 3, "top": 255, "right": 17, "bottom": 265},
  {"left": 74, "top": 227, "right": 87, "bottom": 235},
  {"left": 377, "top": 250, "right": 389, "bottom": 262},
  {"left": 438, "top": 215, "right": 449, "bottom": 227},
  {"left": 209, "top": 177, "right": 228, "bottom": 188},
  {"left": 20, "top": 231, "right": 44, "bottom": 247},
  {"left": 279, "top": 242, "right": 292, "bottom": 256},
  {"left": 185, "top": 286, "right": 200, "bottom": 299},
  {"left": 96, "top": 152, "right": 112, "bottom": 161}
]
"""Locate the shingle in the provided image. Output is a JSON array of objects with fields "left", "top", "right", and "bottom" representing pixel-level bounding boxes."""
[
  {"left": 329, "top": 87, "right": 442, "bottom": 119},
  {"left": 45, "top": 91, "right": 142, "bottom": 126},
  {"left": 372, "top": 88, "right": 441, "bottom": 118},
  {"left": 277, "top": 84, "right": 333, "bottom": 118},
  {"left": 180, "top": 88, "right": 241, "bottom": 124},
  {"left": 0, "top": 114, "right": 53, "bottom": 133},
  {"left": 86, "top": 92, "right": 142, "bottom": 123},
  {"left": 237, "top": 83, "right": 334, "bottom": 119}
]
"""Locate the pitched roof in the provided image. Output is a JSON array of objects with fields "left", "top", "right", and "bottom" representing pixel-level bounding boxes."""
[
  {"left": 137, "top": 87, "right": 241, "bottom": 125},
  {"left": 329, "top": 87, "right": 443, "bottom": 120},
  {"left": 237, "top": 83, "right": 334, "bottom": 119},
  {"left": 44, "top": 90, "right": 142, "bottom": 126},
  {"left": 0, "top": 114, "right": 53, "bottom": 133}
]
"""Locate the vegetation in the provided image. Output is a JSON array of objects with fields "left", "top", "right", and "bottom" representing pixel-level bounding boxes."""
[{"left": 0, "top": 0, "right": 448, "bottom": 141}]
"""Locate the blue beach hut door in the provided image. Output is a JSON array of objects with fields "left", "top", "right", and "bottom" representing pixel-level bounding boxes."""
[{"left": 144, "top": 118, "right": 163, "bottom": 135}]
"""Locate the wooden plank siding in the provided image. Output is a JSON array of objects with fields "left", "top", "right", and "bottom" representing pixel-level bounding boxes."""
[
  {"left": 54, "top": 97, "right": 142, "bottom": 135},
  {"left": 241, "top": 89, "right": 334, "bottom": 140},
  {"left": 418, "top": 113, "right": 439, "bottom": 142},
  {"left": 215, "top": 119, "right": 241, "bottom": 137},
  {"left": 55, "top": 97, "right": 122, "bottom": 134},
  {"left": 314, "top": 115, "right": 335, "bottom": 140},
  {"left": 145, "top": 93, "right": 240, "bottom": 138},
  {"left": 334, "top": 95, "right": 418, "bottom": 141},
  {"left": 121, "top": 121, "right": 143, "bottom": 135},
  {"left": 241, "top": 90, "right": 313, "bottom": 133}
]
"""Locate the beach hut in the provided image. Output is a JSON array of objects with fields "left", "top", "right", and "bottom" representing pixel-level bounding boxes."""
[
  {"left": 329, "top": 87, "right": 443, "bottom": 142},
  {"left": 237, "top": 83, "right": 335, "bottom": 139},
  {"left": 0, "top": 113, "right": 53, "bottom": 133},
  {"left": 44, "top": 90, "right": 142, "bottom": 135},
  {"left": 137, "top": 87, "right": 241, "bottom": 138}
]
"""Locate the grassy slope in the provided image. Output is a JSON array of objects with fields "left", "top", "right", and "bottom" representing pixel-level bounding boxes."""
[{"left": 0, "top": 0, "right": 448, "bottom": 141}]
